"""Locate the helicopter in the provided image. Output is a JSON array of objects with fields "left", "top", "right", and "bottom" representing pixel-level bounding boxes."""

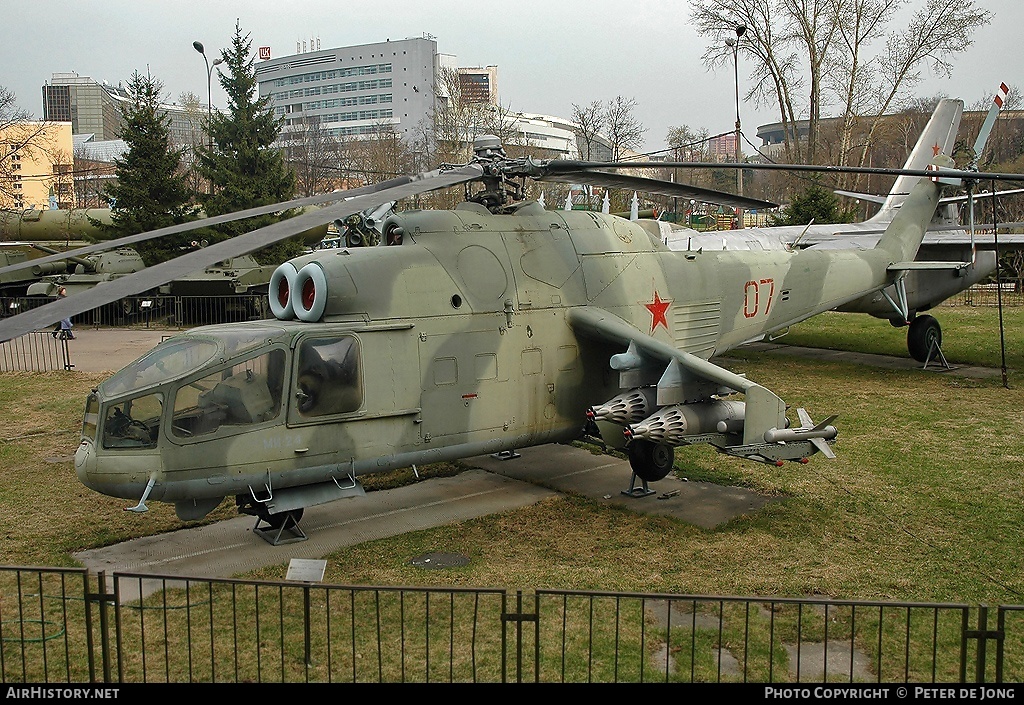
[{"left": 0, "top": 128, "right": 1021, "bottom": 545}]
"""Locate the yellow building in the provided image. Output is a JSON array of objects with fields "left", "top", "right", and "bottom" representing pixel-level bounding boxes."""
[{"left": 0, "top": 122, "right": 74, "bottom": 210}]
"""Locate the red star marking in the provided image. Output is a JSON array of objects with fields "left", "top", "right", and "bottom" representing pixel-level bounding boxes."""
[
  {"left": 644, "top": 290, "right": 672, "bottom": 333},
  {"left": 932, "top": 142, "right": 941, "bottom": 156}
]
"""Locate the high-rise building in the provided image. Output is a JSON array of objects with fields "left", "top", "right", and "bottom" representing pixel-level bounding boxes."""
[
  {"left": 707, "top": 133, "right": 739, "bottom": 162},
  {"left": 456, "top": 66, "right": 498, "bottom": 104},
  {"left": 255, "top": 37, "right": 438, "bottom": 139},
  {"left": 41, "top": 72, "right": 206, "bottom": 148}
]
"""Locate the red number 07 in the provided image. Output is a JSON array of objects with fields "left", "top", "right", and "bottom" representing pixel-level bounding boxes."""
[{"left": 743, "top": 278, "right": 775, "bottom": 318}]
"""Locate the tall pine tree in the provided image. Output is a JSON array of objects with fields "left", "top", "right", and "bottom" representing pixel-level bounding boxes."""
[
  {"left": 101, "top": 71, "right": 196, "bottom": 264},
  {"left": 198, "top": 21, "right": 299, "bottom": 264}
]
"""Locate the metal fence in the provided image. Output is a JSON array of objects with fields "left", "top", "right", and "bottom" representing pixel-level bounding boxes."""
[
  {"left": 0, "top": 331, "right": 72, "bottom": 372},
  {"left": 949, "top": 285, "right": 1024, "bottom": 307},
  {"left": 0, "top": 566, "right": 1020, "bottom": 684},
  {"left": 0, "top": 295, "right": 269, "bottom": 372},
  {"left": 1, "top": 294, "right": 270, "bottom": 330}
]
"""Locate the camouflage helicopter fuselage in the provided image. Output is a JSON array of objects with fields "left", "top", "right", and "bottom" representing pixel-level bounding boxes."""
[{"left": 75, "top": 169, "right": 940, "bottom": 525}]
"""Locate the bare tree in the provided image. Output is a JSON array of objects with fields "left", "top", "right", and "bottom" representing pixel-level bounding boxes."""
[
  {"left": 691, "top": 0, "right": 806, "bottom": 161},
  {"left": 572, "top": 100, "right": 606, "bottom": 160},
  {"left": 690, "top": 0, "right": 990, "bottom": 167},
  {"left": 45, "top": 147, "right": 75, "bottom": 209},
  {"left": 826, "top": 0, "right": 901, "bottom": 184},
  {"left": 430, "top": 65, "right": 476, "bottom": 166},
  {"left": 0, "top": 86, "right": 53, "bottom": 209},
  {"left": 72, "top": 145, "right": 112, "bottom": 208},
  {"left": 851, "top": 0, "right": 992, "bottom": 170},
  {"left": 175, "top": 91, "right": 208, "bottom": 197},
  {"left": 282, "top": 116, "right": 348, "bottom": 197},
  {"left": 604, "top": 96, "right": 646, "bottom": 161}
]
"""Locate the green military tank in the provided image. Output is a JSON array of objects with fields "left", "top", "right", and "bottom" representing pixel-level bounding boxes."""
[{"left": 1, "top": 205, "right": 334, "bottom": 324}]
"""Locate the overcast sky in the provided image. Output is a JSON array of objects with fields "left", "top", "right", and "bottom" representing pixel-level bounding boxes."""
[{"left": 3, "top": 0, "right": 1020, "bottom": 154}]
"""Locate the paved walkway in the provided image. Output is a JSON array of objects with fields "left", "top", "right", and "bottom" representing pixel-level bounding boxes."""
[
  {"left": 739, "top": 341, "right": 1005, "bottom": 379},
  {"left": 73, "top": 442, "right": 774, "bottom": 600},
  {"left": 66, "top": 326, "right": 178, "bottom": 373}
]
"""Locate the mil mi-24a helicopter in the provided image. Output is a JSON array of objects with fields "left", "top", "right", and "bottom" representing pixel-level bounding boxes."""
[{"left": 1, "top": 122, "right": 1022, "bottom": 544}]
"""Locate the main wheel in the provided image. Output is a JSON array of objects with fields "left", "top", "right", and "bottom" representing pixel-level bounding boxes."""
[
  {"left": 627, "top": 440, "right": 675, "bottom": 482},
  {"left": 907, "top": 314, "right": 941, "bottom": 363}
]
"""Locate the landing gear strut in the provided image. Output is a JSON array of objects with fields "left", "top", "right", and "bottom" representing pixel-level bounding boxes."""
[
  {"left": 237, "top": 494, "right": 307, "bottom": 545},
  {"left": 252, "top": 507, "right": 306, "bottom": 545}
]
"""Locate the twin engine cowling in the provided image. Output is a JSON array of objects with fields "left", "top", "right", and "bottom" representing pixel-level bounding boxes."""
[{"left": 269, "top": 261, "right": 328, "bottom": 322}]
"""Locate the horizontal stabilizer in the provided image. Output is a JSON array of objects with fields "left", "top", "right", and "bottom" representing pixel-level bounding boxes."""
[
  {"left": 834, "top": 189, "right": 888, "bottom": 205},
  {"left": 887, "top": 261, "right": 970, "bottom": 271}
]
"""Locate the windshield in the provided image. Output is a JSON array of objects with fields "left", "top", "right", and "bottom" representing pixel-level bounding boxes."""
[
  {"left": 100, "top": 338, "right": 220, "bottom": 397},
  {"left": 98, "top": 326, "right": 286, "bottom": 399}
]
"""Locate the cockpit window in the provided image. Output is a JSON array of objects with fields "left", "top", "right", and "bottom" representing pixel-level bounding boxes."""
[
  {"left": 102, "top": 393, "right": 163, "bottom": 449},
  {"left": 171, "top": 349, "right": 286, "bottom": 439},
  {"left": 82, "top": 393, "right": 99, "bottom": 442},
  {"left": 101, "top": 339, "right": 219, "bottom": 397},
  {"left": 295, "top": 336, "right": 362, "bottom": 417}
]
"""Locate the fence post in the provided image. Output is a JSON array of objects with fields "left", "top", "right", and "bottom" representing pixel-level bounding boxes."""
[
  {"left": 966, "top": 605, "right": 1005, "bottom": 683},
  {"left": 86, "top": 571, "right": 116, "bottom": 684}
]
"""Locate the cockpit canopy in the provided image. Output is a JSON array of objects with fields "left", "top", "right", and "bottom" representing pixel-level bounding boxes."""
[{"left": 99, "top": 325, "right": 285, "bottom": 397}]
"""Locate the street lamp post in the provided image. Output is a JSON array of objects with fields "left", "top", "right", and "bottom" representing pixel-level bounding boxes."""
[
  {"left": 725, "top": 24, "right": 746, "bottom": 228},
  {"left": 192, "top": 41, "right": 223, "bottom": 157}
]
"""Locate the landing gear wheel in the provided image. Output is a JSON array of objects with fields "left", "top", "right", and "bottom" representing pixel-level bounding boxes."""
[
  {"left": 907, "top": 314, "right": 941, "bottom": 363},
  {"left": 627, "top": 440, "right": 675, "bottom": 482}
]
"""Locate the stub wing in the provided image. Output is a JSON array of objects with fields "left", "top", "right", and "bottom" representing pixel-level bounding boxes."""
[{"left": 569, "top": 307, "right": 837, "bottom": 464}]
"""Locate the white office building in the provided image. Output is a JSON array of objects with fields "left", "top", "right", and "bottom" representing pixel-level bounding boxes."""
[{"left": 255, "top": 36, "right": 438, "bottom": 140}]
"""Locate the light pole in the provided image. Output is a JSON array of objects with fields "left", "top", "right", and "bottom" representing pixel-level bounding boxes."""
[
  {"left": 192, "top": 41, "right": 223, "bottom": 157},
  {"left": 725, "top": 24, "right": 746, "bottom": 228}
]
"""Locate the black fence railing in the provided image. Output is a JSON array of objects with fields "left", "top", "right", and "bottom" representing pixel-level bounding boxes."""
[
  {"left": 0, "top": 566, "right": 1020, "bottom": 684},
  {"left": 949, "top": 284, "right": 1024, "bottom": 307},
  {"left": 0, "top": 330, "right": 72, "bottom": 372},
  {"left": 1, "top": 294, "right": 271, "bottom": 329}
]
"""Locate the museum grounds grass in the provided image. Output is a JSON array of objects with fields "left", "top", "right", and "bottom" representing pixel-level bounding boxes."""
[{"left": 0, "top": 302, "right": 1021, "bottom": 681}]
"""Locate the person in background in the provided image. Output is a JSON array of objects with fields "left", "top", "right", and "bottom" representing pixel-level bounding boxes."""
[{"left": 52, "top": 286, "right": 74, "bottom": 340}]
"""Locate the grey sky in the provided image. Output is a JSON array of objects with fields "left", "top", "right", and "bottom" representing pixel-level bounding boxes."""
[{"left": 3, "top": 0, "right": 1020, "bottom": 155}]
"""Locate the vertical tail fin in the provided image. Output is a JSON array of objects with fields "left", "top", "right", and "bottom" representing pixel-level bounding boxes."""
[
  {"left": 874, "top": 156, "right": 951, "bottom": 262},
  {"left": 866, "top": 99, "right": 963, "bottom": 223}
]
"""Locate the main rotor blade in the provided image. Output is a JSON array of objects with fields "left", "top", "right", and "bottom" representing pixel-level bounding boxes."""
[
  {"left": 544, "top": 160, "right": 1024, "bottom": 183},
  {"left": 0, "top": 164, "right": 483, "bottom": 342},
  {"left": 0, "top": 174, "right": 428, "bottom": 278},
  {"left": 535, "top": 169, "right": 776, "bottom": 210}
]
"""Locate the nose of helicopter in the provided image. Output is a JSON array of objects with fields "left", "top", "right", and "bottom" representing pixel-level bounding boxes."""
[{"left": 74, "top": 439, "right": 98, "bottom": 491}]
